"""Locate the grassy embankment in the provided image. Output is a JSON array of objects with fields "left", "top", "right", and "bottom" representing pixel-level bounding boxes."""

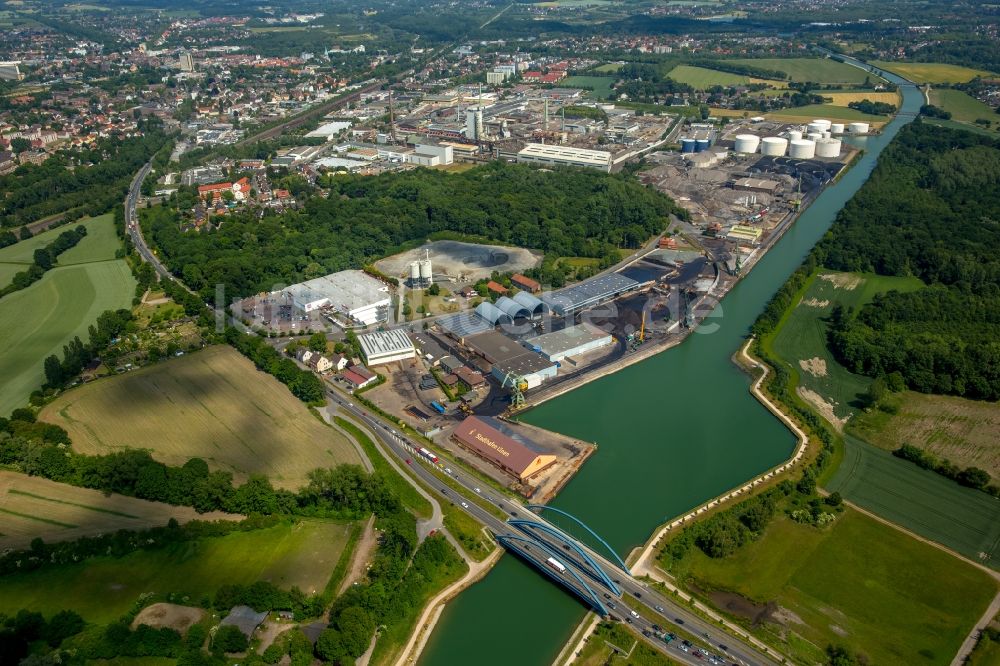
[
  {"left": 573, "top": 621, "right": 672, "bottom": 666},
  {"left": 0, "top": 213, "right": 135, "bottom": 416},
  {"left": 869, "top": 61, "right": 995, "bottom": 84},
  {"left": 40, "top": 346, "right": 361, "bottom": 489},
  {"left": 0, "top": 518, "right": 354, "bottom": 624},
  {"left": 666, "top": 508, "right": 997, "bottom": 666},
  {"left": 764, "top": 269, "right": 1000, "bottom": 566}
]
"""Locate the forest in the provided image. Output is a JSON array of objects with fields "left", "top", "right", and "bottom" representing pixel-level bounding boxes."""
[
  {"left": 147, "top": 162, "right": 683, "bottom": 301},
  {"left": 814, "top": 121, "right": 1000, "bottom": 400}
]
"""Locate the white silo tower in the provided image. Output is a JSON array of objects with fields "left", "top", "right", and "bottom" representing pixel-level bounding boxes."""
[
  {"left": 409, "top": 261, "right": 421, "bottom": 286},
  {"left": 789, "top": 139, "right": 816, "bottom": 159},
  {"left": 761, "top": 137, "right": 788, "bottom": 156},
  {"left": 734, "top": 134, "right": 761, "bottom": 154},
  {"left": 419, "top": 259, "right": 432, "bottom": 286}
]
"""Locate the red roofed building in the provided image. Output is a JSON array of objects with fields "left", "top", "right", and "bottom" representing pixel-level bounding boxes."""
[
  {"left": 540, "top": 72, "right": 566, "bottom": 84},
  {"left": 511, "top": 274, "right": 540, "bottom": 293},
  {"left": 198, "top": 182, "right": 233, "bottom": 200},
  {"left": 486, "top": 280, "right": 508, "bottom": 296},
  {"left": 522, "top": 71, "right": 543, "bottom": 81}
]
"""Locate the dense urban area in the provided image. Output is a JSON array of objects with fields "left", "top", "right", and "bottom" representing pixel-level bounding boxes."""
[{"left": 1, "top": 1, "right": 999, "bottom": 665}]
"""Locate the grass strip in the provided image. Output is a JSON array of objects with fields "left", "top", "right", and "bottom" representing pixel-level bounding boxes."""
[{"left": 0, "top": 507, "right": 78, "bottom": 528}]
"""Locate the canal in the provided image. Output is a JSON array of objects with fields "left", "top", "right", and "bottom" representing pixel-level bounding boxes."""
[{"left": 420, "top": 65, "right": 923, "bottom": 666}]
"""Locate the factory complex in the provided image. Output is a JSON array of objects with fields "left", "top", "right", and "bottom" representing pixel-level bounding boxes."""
[
  {"left": 279, "top": 270, "right": 391, "bottom": 326},
  {"left": 359, "top": 329, "right": 416, "bottom": 366}
]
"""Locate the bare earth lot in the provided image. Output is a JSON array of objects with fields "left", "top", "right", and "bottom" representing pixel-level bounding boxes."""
[
  {"left": 39, "top": 345, "right": 361, "bottom": 489},
  {"left": 851, "top": 391, "right": 1000, "bottom": 481},
  {"left": 0, "top": 471, "right": 238, "bottom": 550},
  {"left": 375, "top": 239, "right": 542, "bottom": 283}
]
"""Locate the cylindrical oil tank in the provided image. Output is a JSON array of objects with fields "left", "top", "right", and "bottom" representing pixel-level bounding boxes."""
[
  {"left": 812, "top": 119, "right": 832, "bottom": 130},
  {"left": 789, "top": 139, "right": 816, "bottom": 159},
  {"left": 734, "top": 134, "right": 760, "bottom": 154},
  {"left": 822, "top": 130, "right": 831, "bottom": 139},
  {"left": 815, "top": 138, "right": 842, "bottom": 158},
  {"left": 680, "top": 138, "right": 696, "bottom": 153},
  {"left": 695, "top": 138, "right": 711, "bottom": 152},
  {"left": 848, "top": 122, "right": 870, "bottom": 134},
  {"left": 830, "top": 123, "right": 845, "bottom": 134},
  {"left": 807, "top": 132, "right": 822, "bottom": 141},
  {"left": 788, "top": 130, "right": 803, "bottom": 141},
  {"left": 806, "top": 122, "right": 825, "bottom": 134},
  {"left": 760, "top": 136, "right": 788, "bottom": 156},
  {"left": 419, "top": 259, "right": 432, "bottom": 281},
  {"left": 409, "top": 262, "right": 420, "bottom": 282}
]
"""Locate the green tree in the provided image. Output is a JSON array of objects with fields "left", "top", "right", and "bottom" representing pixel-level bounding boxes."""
[
  {"left": 213, "top": 625, "right": 248, "bottom": 654},
  {"left": 307, "top": 332, "right": 328, "bottom": 353},
  {"left": 315, "top": 628, "right": 347, "bottom": 662}
]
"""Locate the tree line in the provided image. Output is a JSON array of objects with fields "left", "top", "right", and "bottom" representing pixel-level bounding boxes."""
[{"left": 0, "top": 224, "right": 87, "bottom": 299}]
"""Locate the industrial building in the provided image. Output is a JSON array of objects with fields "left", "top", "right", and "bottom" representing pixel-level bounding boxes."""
[
  {"left": 358, "top": 330, "right": 415, "bottom": 366},
  {"left": 542, "top": 273, "right": 640, "bottom": 316},
  {"left": 283, "top": 270, "right": 390, "bottom": 325},
  {"left": 466, "top": 330, "right": 557, "bottom": 389},
  {"left": 516, "top": 143, "right": 612, "bottom": 172},
  {"left": 733, "top": 177, "right": 781, "bottom": 194},
  {"left": 527, "top": 323, "right": 614, "bottom": 362},
  {"left": 451, "top": 416, "right": 556, "bottom": 482}
]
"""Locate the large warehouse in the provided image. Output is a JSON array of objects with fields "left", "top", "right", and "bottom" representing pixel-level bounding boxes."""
[
  {"left": 527, "top": 323, "right": 614, "bottom": 362},
  {"left": 359, "top": 330, "right": 415, "bottom": 366},
  {"left": 451, "top": 416, "right": 556, "bottom": 482},
  {"left": 516, "top": 143, "right": 612, "bottom": 172},
  {"left": 283, "top": 270, "right": 390, "bottom": 325},
  {"left": 542, "top": 273, "right": 640, "bottom": 316},
  {"left": 466, "top": 330, "right": 557, "bottom": 389}
]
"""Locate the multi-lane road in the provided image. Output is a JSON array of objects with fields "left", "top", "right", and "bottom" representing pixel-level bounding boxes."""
[
  {"left": 125, "top": 161, "right": 173, "bottom": 282},
  {"left": 323, "top": 388, "right": 779, "bottom": 666}
]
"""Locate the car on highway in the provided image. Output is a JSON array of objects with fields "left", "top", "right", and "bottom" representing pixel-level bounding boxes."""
[
  {"left": 461, "top": 502, "right": 468, "bottom": 508},
  {"left": 630, "top": 610, "right": 640, "bottom": 619},
  {"left": 674, "top": 618, "right": 685, "bottom": 625},
  {"left": 406, "top": 459, "right": 411, "bottom": 465},
  {"left": 655, "top": 605, "right": 665, "bottom": 612},
  {"left": 474, "top": 487, "right": 481, "bottom": 493}
]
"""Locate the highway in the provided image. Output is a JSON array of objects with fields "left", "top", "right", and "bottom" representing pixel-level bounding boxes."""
[{"left": 323, "top": 388, "right": 779, "bottom": 666}]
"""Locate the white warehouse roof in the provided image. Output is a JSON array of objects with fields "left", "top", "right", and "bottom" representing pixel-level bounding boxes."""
[
  {"left": 359, "top": 329, "right": 415, "bottom": 364},
  {"left": 517, "top": 143, "right": 612, "bottom": 170},
  {"left": 284, "top": 270, "right": 389, "bottom": 314}
]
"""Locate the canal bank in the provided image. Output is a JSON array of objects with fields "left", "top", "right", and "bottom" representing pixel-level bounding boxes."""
[{"left": 418, "top": 64, "right": 923, "bottom": 666}]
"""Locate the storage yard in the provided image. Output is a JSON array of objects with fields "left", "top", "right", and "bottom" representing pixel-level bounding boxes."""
[{"left": 375, "top": 239, "right": 542, "bottom": 285}]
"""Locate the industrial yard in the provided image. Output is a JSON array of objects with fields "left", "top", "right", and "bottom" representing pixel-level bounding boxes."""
[{"left": 375, "top": 240, "right": 542, "bottom": 285}]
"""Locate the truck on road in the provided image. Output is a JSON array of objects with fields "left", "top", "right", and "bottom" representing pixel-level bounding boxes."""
[{"left": 546, "top": 557, "right": 567, "bottom": 574}]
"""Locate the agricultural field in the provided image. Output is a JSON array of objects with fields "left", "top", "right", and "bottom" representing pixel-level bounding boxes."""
[
  {"left": 0, "top": 214, "right": 112, "bottom": 285},
  {"left": 561, "top": 75, "right": 615, "bottom": 99},
  {"left": 39, "top": 345, "right": 362, "bottom": 488},
  {"left": 0, "top": 214, "right": 134, "bottom": 416},
  {"left": 593, "top": 62, "right": 622, "bottom": 73},
  {"left": 827, "top": 435, "right": 1000, "bottom": 567},
  {"left": 822, "top": 91, "right": 901, "bottom": 108},
  {"left": 929, "top": 88, "right": 998, "bottom": 129},
  {"left": 0, "top": 518, "right": 353, "bottom": 623},
  {"left": 850, "top": 392, "right": 1000, "bottom": 481},
  {"left": 769, "top": 271, "right": 923, "bottom": 427},
  {"left": 666, "top": 64, "right": 780, "bottom": 89},
  {"left": 870, "top": 61, "right": 995, "bottom": 84},
  {"left": 0, "top": 471, "right": 239, "bottom": 550},
  {"left": 732, "top": 58, "right": 879, "bottom": 84},
  {"left": 672, "top": 509, "right": 998, "bottom": 665}
]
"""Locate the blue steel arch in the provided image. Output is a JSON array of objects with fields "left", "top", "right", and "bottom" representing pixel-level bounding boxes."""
[
  {"left": 526, "top": 504, "right": 631, "bottom": 574},
  {"left": 509, "top": 519, "right": 621, "bottom": 596},
  {"left": 496, "top": 533, "right": 609, "bottom": 616}
]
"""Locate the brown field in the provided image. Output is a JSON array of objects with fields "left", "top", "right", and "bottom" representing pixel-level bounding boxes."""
[
  {"left": 132, "top": 603, "right": 205, "bottom": 634},
  {"left": 823, "top": 91, "right": 902, "bottom": 107},
  {"left": 0, "top": 471, "right": 239, "bottom": 550},
  {"left": 851, "top": 391, "right": 1000, "bottom": 479},
  {"left": 39, "top": 345, "right": 361, "bottom": 489}
]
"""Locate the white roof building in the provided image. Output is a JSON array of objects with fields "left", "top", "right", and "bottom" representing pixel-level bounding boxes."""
[
  {"left": 283, "top": 270, "right": 390, "bottom": 325},
  {"left": 516, "top": 143, "right": 612, "bottom": 171},
  {"left": 358, "top": 329, "right": 416, "bottom": 366}
]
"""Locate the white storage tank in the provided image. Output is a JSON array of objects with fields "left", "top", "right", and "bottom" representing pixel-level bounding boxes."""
[
  {"left": 812, "top": 119, "right": 832, "bottom": 130},
  {"left": 734, "top": 134, "right": 760, "bottom": 154},
  {"left": 815, "top": 138, "right": 842, "bottom": 158},
  {"left": 409, "top": 262, "right": 420, "bottom": 283},
  {"left": 822, "top": 130, "right": 831, "bottom": 139},
  {"left": 760, "top": 136, "right": 788, "bottom": 156},
  {"left": 789, "top": 139, "right": 816, "bottom": 159},
  {"left": 848, "top": 122, "right": 870, "bottom": 134},
  {"left": 807, "top": 132, "right": 822, "bottom": 141},
  {"left": 788, "top": 130, "right": 803, "bottom": 141},
  {"left": 830, "top": 123, "right": 845, "bottom": 135},
  {"left": 419, "top": 259, "right": 433, "bottom": 282}
]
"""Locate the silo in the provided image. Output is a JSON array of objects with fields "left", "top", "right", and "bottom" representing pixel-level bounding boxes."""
[
  {"left": 695, "top": 138, "right": 711, "bottom": 152},
  {"left": 848, "top": 122, "right": 870, "bottom": 134},
  {"left": 815, "top": 138, "right": 842, "bottom": 158},
  {"left": 789, "top": 139, "right": 816, "bottom": 159},
  {"left": 788, "top": 129, "right": 803, "bottom": 141},
  {"left": 761, "top": 136, "right": 788, "bottom": 156},
  {"left": 681, "top": 138, "right": 696, "bottom": 153},
  {"left": 419, "top": 259, "right": 433, "bottom": 284},
  {"left": 734, "top": 134, "right": 761, "bottom": 154},
  {"left": 409, "top": 262, "right": 421, "bottom": 285},
  {"left": 830, "top": 123, "right": 845, "bottom": 134}
]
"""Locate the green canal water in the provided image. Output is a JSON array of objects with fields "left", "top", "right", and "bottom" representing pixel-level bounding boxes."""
[{"left": 420, "top": 68, "right": 923, "bottom": 666}]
